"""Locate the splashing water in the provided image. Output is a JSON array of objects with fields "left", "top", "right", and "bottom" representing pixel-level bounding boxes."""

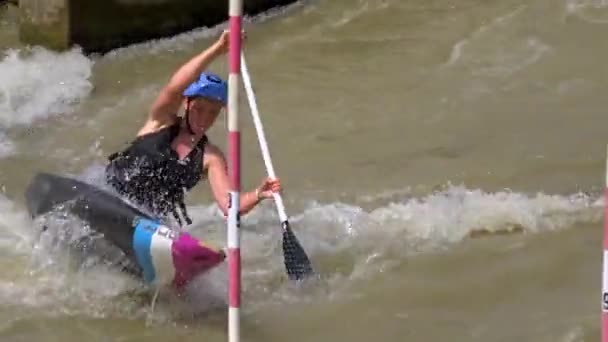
[
  {"left": 0, "top": 177, "right": 601, "bottom": 327},
  {"left": 0, "top": 47, "right": 93, "bottom": 157}
]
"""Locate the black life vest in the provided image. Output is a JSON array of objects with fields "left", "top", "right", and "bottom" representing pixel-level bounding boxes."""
[{"left": 105, "top": 123, "right": 207, "bottom": 226}]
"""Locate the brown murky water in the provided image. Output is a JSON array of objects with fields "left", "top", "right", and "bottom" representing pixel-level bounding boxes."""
[{"left": 1, "top": 0, "right": 607, "bottom": 340}]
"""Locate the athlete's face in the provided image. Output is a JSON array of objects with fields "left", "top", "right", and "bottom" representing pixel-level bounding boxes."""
[{"left": 185, "top": 97, "right": 223, "bottom": 134}]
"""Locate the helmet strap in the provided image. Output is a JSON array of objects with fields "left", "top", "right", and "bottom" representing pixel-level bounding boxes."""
[{"left": 184, "top": 98, "right": 196, "bottom": 135}]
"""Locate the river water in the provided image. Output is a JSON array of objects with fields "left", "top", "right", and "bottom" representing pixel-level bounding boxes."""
[{"left": 1, "top": 0, "right": 607, "bottom": 340}]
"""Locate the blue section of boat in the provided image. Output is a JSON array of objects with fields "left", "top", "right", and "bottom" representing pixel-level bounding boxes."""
[{"left": 132, "top": 218, "right": 160, "bottom": 283}]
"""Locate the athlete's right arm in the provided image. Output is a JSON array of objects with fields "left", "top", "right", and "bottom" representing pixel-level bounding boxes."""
[{"left": 146, "top": 31, "right": 229, "bottom": 129}]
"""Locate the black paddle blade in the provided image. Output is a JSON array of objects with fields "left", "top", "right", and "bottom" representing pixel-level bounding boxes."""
[{"left": 282, "top": 221, "right": 314, "bottom": 281}]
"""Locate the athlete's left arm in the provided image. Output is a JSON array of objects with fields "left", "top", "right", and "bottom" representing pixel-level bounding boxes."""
[{"left": 203, "top": 143, "right": 280, "bottom": 217}]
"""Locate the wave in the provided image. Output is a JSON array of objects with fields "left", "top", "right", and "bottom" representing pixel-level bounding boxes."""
[
  {"left": 0, "top": 184, "right": 600, "bottom": 319},
  {"left": 0, "top": 47, "right": 93, "bottom": 157}
]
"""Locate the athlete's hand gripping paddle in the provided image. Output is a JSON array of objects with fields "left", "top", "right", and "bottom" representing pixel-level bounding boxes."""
[{"left": 241, "top": 53, "right": 315, "bottom": 281}]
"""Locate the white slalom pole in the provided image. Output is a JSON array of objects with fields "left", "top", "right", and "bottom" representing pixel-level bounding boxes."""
[{"left": 227, "top": 1, "right": 243, "bottom": 342}]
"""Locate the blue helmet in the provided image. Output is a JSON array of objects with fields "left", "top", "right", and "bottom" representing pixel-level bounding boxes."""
[{"left": 183, "top": 72, "right": 227, "bottom": 105}]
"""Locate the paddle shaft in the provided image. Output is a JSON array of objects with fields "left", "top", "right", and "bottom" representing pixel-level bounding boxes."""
[
  {"left": 241, "top": 52, "right": 314, "bottom": 281},
  {"left": 240, "top": 53, "right": 289, "bottom": 225}
]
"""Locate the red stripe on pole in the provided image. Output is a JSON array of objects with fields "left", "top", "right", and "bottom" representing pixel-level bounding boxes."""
[
  {"left": 228, "top": 131, "right": 241, "bottom": 191},
  {"left": 604, "top": 187, "right": 608, "bottom": 249},
  {"left": 229, "top": 17, "right": 242, "bottom": 73},
  {"left": 228, "top": 1, "right": 242, "bottom": 341},
  {"left": 603, "top": 187, "right": 608, "bottom": 342},
  {"left": 228, "top": 248, "right": 241, "bottom": 307}
]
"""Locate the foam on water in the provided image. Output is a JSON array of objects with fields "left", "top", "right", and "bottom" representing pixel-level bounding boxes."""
[
  {"left": 0, "top": 47, "right": 93, "bottom": 126},
  {"left": 0, "top": 132, "right": 14, "bottom": 158},
  {"left": 444, "top": 4, "right": 554, "bottom": 78},
  {"left": 0, "top": 47, "right": 93, "bottom": 158},
  {"left": 0, "top": 181, "right": 601, "bottom": 320},
  {"left": 185, "top": 184, "right": 601, "bottom": 305},
  {"left": 0, "top": 193, "right": 32, "bottom": 255},
  {"left": 565, "top": 0, "right": 608, "bottom": 23}
]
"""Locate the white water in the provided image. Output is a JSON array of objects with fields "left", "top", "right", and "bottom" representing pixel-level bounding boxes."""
[
  {"left": 0, "top": 47, "right": 93, "bottom": 157},
  {"left": 0, "top": 0, "right": 605, "bottom": 339},
  {"left": 0, "top": 181, "right": 600, "bottom": 321}
]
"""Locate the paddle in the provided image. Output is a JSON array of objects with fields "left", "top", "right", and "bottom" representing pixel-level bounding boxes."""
[{"left": 240, "top": 53, "right": 315, "bottom": 281}]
